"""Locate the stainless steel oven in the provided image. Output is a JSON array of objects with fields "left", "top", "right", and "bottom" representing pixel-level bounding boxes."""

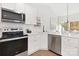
[
  {"left": 0, "top": 37, "right": 28, "bottom": 56},
  {"left": 0, "top": 31, "right": 28, "bottom": 56}
]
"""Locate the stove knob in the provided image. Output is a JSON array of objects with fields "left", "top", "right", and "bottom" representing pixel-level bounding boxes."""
[{"left": 4, "top": 29, "right": 6, "bottom": 31}]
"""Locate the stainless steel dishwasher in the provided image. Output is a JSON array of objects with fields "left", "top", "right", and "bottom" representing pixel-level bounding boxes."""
[{"left": 48, "top": 34, "right": 61, "bottom": 55}]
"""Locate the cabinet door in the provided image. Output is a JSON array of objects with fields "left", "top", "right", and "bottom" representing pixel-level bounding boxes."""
[
  {"left": 28, "top": 35, "right": 40, "bottom": 55},
  {"left": 33, "top": 35, "right": 40, "bottom": 51},
  {"left": 61, "top": 37, "right": 78, "bottom": 56},
  {"left": 48, "top": 34, "right": 52, "bottom": 49},
  {"left": 24, "top": 4, "right": 37, "bottom": 24},
  {"left": 40, "top": 32, "right": 48, "bottom": 50},
  {"left": 62, "top": 37, "right": 78, "bottom": 48},
  {"left": 2, "top": 3, "right": 16, "bottom": 11},
  {"left": 62, "top": 46, "right": 78, "bottom": 56},
  {"left": 15, "top": 3, "right": 25, "bottom": 13},
  {"left": 28, "top": 35, "right": 34, "bottom": 55},
  {"left": 68, "top": 38, "right": 78, "bottom": 47}
]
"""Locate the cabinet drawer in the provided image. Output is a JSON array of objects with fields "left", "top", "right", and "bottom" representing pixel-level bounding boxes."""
[
  {"left": 62, "top": 46, "right": 78, "bottom": 56},
  {"left": 68, "top": 38, "right": 78, "bottom": 47},
  {"left": 62, "top": 37, "right": 78, "bottom": 47},
  {"left": 62, "top": 37, "right": 79, "bottom": 56}
]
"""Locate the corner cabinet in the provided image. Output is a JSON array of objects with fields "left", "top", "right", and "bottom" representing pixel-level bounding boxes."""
[{"left": 61, "top": 36, "right": 79, "bottom": 56}]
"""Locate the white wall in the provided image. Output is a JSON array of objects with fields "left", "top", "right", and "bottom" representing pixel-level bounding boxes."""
[
  {"left": 58, "top": 3, "right": 79, "bottom": 22},
  {"left": 67, "top": 4, "right": 79, "bottom": 22},
  {"left": 68, "top": 3, "right": 79, "bottom": 15},
  {"left": 45, "top": 3, "right": 79, "bottom": 16},
  {"left": 48, "top": 3, "right": 67, "bottom": 16}
]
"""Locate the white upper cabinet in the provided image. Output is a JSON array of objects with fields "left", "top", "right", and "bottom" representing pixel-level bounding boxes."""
[
  {"left": 1, "top": 3, "right": 16, "bottom": 11},
  {"left": 2, "top": 3, "right": 25, "bottom": 13},
  {"left": 24, "top": 4, "right": 37, "bottom": 24},
  {"left": 15, "top": 3, "right": 25, "bottom": 13},
  {"left": 16, "top": 3, "right": 37, "bottom": 24}
]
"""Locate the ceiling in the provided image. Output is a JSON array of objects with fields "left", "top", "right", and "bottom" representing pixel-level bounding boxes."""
[{"left": 26, "top": 3, "right": 79, "bottom": 16}]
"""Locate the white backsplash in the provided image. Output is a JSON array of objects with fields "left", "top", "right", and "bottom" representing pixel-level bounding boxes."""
[
  {"left": 0, "top": 22, "right": 43, "bottom": 35},
  {"left": 23, "top": 24, "right": 43, "bottom": 35}
]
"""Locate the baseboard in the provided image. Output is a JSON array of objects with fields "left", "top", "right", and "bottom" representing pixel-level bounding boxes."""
[
  {"left": 28, "top": 49, "right": 39, "bottom": 56},
  {"left": 40, "top": 48, "right": 48, "bottom": 50}
]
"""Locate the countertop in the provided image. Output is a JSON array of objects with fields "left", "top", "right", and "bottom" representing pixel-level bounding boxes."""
[
  {"left": 48, "top": 32, "right": 79, "bottom": 39},
  {"left": 26, "top": 32, "right": 47, "bottom": 35},
  {"left": 0, "top": 36, "right": 28, "bottom": 42}
]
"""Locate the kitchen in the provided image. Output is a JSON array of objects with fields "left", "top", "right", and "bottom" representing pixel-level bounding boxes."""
[{"left": 0, "top": 3, "right": 79, "bottom": 56}]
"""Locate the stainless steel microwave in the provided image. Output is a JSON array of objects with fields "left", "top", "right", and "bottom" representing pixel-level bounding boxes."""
[{"left": 1, "top": 8, "right": 25, "bottom": 23}]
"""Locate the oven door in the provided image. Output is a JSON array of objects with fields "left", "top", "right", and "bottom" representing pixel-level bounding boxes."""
[{"left": 0, "top": 38, "right": 28, "bottom": 56}]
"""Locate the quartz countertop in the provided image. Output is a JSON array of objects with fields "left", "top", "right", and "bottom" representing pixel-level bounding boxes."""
[
  {"left": 0, "top": 36, "right": 28, "bottom": 42},
  {"left": 48, "top": 32, "right": 79, "bottom": 39}
]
